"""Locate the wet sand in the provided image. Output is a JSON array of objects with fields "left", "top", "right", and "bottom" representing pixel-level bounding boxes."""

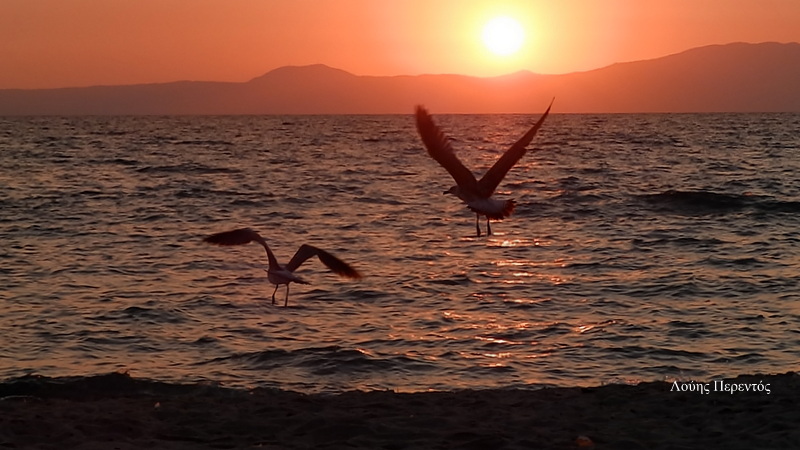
[{"left": 1, "top": 372, "right": 797, "bottom": 449}]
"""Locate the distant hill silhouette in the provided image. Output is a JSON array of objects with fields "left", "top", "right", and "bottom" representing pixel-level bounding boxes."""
[{"left": 1, "top": 42, "right": 798, "bottom": 114}]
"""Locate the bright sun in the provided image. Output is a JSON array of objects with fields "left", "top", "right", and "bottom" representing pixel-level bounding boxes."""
[{"left": 482, "top": 16, "right": 525, "bottom": 56}]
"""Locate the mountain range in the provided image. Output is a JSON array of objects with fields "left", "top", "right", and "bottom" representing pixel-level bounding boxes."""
[{"left": 1, "top": 42, "right": 799, "bottom": 114}]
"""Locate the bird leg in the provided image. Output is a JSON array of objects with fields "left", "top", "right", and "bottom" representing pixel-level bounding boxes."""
[
  {"left": 486, "top": 217, "right": 492, "bottom": 236},
  {"left": 271, "top": 285, "right": 279, "bottom": 305},
  {"left": 284, "top": 284, "right": 290, "bottom": 307},
  {"left": 475, "top": 213, "right": 482, "bottom": 237}
]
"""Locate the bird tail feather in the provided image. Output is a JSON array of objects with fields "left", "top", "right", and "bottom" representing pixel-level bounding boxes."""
[{"left": 470, "top": 199, "right": 515, "bottom": 220}]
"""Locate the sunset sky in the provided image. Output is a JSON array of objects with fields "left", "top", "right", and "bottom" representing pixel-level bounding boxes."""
[{"left": 2, "top": 0, "right": 800, "bottom": 89}]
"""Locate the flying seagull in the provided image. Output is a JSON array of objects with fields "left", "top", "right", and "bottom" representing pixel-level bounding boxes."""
[
  {"left": 203, "top": 228, "right": 361, "bottom": 306},
  {"left": 415, "top": 100, "right": 553, "bottom": 236}
]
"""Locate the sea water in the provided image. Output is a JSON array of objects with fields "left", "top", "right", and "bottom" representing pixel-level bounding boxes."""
[{"left": 1, "top": 113, "right": 799, "bottom": 393}]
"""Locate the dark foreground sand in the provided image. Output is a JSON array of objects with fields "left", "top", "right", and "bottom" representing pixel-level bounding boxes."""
[{"left": 1, "top": 372, "right": 797, "bottom": 449}]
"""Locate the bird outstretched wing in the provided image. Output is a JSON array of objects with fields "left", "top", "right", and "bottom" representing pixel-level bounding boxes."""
[
  {"left": 203, "top": 228, "right": 267, "bottom": 248},
  {"left": 415, "top": 106, "right": 479, "bottom": 192},
  {"left": 478, "top": 99, "right": 553, "bottom": 196},
  {"left": 202, "top": 227, "right": 276, "bottom": 266},
  {"left": 285, "top": 244, "right": 361, "bottom": 279}
]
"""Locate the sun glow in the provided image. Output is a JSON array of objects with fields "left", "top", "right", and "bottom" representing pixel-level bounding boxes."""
[{"left": 482, "top": 16, "right": 525, "bottom": 56}]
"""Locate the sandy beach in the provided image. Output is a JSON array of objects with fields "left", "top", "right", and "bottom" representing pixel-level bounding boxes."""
[{"left": 1, "top": 371, "right": 797, "bottom": 449}]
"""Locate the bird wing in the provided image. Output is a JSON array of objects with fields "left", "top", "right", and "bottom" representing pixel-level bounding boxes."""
[
  {"left": 415, "top": 106, "right": 479, "bottom": 192},
  {"left": 478, "top": 99, "right": 553, "bottom": 196},
  {"left": 203, "top": 228, "right": 266, "bottom": 246},
  {"left": 203, "top": 228, "right": 273, "bottom": 260},
  {"left": 285, "top": 244, "right": 362, "bottom": 279}
]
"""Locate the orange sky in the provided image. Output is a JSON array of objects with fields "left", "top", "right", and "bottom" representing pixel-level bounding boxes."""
[{"left": 2, "top": 0, "right": 800, "bottom": 89}]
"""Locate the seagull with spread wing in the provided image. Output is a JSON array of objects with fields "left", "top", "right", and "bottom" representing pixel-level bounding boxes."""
[
  {"left": 203, "top": 228, "right": 361, "bottom": 306},
  {"left": 415, "top": 100, "right": 553, "bottom": 236}
]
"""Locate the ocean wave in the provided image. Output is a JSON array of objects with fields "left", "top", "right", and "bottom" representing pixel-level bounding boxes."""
[
  {"left": 203, "top": 345, "right": 437, "bottom": 377},
  {"left": 0, "top": 372, "right": 214, "bottom": 400},
  {"left": 135, "top": 163, "right": 241, "bottom": 175},
  {"left": 172, "top": 139, "right": 235, "bottom": 147},
  {"left": 636, "top": 190, "right": 800, "bottom": 214}
]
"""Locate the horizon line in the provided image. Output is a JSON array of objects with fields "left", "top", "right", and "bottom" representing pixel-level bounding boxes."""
[{"left": 4, "top": 40, "right": 797, "bottom": 91}]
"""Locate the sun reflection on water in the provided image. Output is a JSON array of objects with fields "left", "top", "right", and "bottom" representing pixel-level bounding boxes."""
[
  {"left": 485, "top": 258, "right": 571, "bottom": 287},
  {"left": 488, "top": 237, "right": 552, "bottom": 248},
  {"left": 573, "top": 320, "right": 619, "bottom": 334}
]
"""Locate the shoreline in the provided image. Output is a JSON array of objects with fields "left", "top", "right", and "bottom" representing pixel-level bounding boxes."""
[{"left": 1, "top": 371, "right": 797, "bottom": 449}]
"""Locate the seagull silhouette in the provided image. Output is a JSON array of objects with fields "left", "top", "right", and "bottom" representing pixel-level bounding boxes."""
[
  {"left": 415, "top": 100, "right": 553, "bottom": 236},
  {"left": 203, "top": 228, "right": 361, "bottom": 306}
]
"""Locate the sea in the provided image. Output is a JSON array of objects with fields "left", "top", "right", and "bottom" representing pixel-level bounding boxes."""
[{"left": 2, "top": 112, "right": 799, "bottom": 394}]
